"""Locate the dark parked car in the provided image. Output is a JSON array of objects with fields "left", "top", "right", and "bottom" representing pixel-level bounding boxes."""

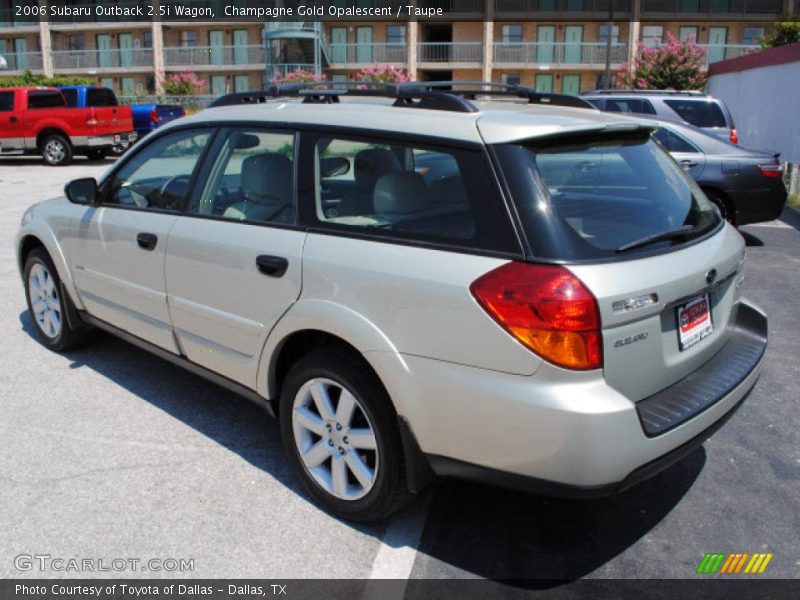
[{"left": 641, "top": 116, "right": 786, "bottom": 225}]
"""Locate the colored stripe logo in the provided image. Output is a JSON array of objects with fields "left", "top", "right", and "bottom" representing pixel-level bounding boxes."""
[{"left": 697, "top": 552, "right": 773, "bottom": 574}]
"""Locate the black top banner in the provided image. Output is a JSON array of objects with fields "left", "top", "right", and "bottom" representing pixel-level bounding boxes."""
[{"left": 5, "top": 0, "right": 792, "bottom": 23}]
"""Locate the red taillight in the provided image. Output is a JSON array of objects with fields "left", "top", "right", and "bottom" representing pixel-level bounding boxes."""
[
  {"left": 150, "top": 108, "right": 159, "bottom": 125},
  {"left": 757, "top": 163, "right": 784, "bottom": 179},
  {"left": 730, "top": 128, "right": 738, "bottom": 145},
  {"left": 470, "top": 262, "right": 602, "bottom": 370}
]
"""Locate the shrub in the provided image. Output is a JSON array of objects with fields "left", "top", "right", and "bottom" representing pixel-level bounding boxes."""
[
  {"left": 619, "top": 32, "right": 707, "bottom": 90},
  {"left": 0, "top": 69, "right": 95, "bottom": 88},
  {"left": 760, "top": 16, "right": 800, "bottom": 49},
  {"left": 163, "top": 72, "right": 206, "bottom": 96}
]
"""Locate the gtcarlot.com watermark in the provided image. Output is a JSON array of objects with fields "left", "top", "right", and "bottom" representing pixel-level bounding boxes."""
[{"left": 14, "top": 553, "right": 194, "bottom": 573}]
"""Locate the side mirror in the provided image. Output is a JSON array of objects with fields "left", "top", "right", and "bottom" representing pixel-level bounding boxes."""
[
  {"left": 321, "top": 156, "right": 351, "bottom": 178},
  {"left": 64, "top": 178, "right": 98, "bottom": 205}
]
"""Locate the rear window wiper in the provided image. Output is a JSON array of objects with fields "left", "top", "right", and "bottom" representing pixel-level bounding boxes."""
[{"left": 615, "top": 224, "right": 697, "bottom": 253}]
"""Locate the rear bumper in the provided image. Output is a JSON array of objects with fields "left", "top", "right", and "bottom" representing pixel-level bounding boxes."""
[
  {"left": 390, "top": 299, "right": 767, "bottom": 494},
  {"left": 732, "top": 186, "right": 787, "bottom": 225}
]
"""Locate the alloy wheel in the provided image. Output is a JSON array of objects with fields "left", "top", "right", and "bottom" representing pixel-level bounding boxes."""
[{"left": 28, "top": 263, "right": 62, "bottom": 339}]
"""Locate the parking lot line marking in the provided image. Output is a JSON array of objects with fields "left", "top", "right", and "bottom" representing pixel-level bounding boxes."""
[{"left": 367, "top": 491, "right": 432, "bottom": 581}]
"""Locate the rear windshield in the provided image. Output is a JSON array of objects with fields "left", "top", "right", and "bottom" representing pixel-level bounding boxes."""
[
  {"left": 87, "top": 88, "right": 118, "bottom": 107},
  {"left": 495, "top": 132, "right": 721, "bottom": 260},
  {"left": 664, "top": 99, "right": 728, "bottom": 128}
]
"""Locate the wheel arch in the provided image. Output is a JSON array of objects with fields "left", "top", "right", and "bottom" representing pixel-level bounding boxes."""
[
  {"left": 17, "top": 229, "right": 83, "bottom": 311},
  {"left": 36, "top": 126, "right": 72, "bottom": 150},
  {"left": 700, "top": 185, "right": 736, "bottom": 224}
]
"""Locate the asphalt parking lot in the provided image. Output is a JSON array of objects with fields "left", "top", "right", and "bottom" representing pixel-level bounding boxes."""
[{"left": 1, "top": 157, "right": 798, "bottom": 588}]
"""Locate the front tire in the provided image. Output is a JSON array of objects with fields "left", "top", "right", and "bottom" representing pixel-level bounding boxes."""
[
  {"left": 24, "top": 248, "right": 90, "bottom": 352},
  {"left": 40, "top": 134, "right": 73, "bottom": 166},
  {"left": 279, "top": 348, "right": 410, "bottom": 521}
]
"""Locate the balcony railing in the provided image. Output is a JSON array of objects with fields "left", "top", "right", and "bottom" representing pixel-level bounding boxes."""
[
  {"left": 164, "top": 45, "right": 265, "bottom": 67},
  {"left": 642, "top": 0, "right": 783, "bottom": 15},
  {"left": 494, "top": 42, "right": 628, "bottom": 66},
  {"left": 418, "top": 42, "right": 483, "bottom": 63},
  {"left": 495, "top": 0, "right": 632, "bottom": 13},
  {"left": 328, "top": 43, "right": 407, "bottom": 65},
  {"left": 52, "top": 49, "right": 154, "bottom": 70},
  {"left": 699, "top": 43, "right": 760, "bottom": 65},
  {"left": 0, "top": 10, "right": 38, "bottom": 28},
  {"left": 416, "top": 0, "right": 485, "bottom": 12},
  {"left": 1, "top": 52, "right": 44, "bottom": 71}
]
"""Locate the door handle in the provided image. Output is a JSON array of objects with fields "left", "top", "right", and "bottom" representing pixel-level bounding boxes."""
[
  {"left": 679, "top": 160, "right": 698, "bottom": 169},
  {"left": 256, "top": 255, "right": 288, "bottom": 277},
  {"left": 136, "top": 232, "right": 158, "bottom": 251},
  {"left": 9, "top": 116, "right": 17, "bottom": 123}
]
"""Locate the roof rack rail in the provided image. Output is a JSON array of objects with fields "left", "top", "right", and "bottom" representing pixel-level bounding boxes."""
[
  {"left": 209, "top": 81, "right": 477, "bottom": 113},
  {"left": 208, "top": 80, "right": 595, "bottom": 112},
  {"left": 582, "top": 89, "right": 706, "bottom": 96},
  {"left": 408, "top": 81, "right": 596, "bottom": 109}
]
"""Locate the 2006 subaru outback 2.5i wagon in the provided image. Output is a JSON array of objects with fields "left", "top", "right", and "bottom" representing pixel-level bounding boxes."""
[{"left": 16, "top": 82, "right": 768, "bottom": 521}]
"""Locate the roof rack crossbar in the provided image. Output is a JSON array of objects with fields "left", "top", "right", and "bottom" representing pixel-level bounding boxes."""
[{"left": 208, "top": 81, "right": 594, "bottom": 112}]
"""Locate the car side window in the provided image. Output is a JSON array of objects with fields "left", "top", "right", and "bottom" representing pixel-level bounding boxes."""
[
  {"left": 192, "top": 129, "right": 296, "bottom": 225},
  {"left": 0, "top": 92, "right": 13, "bottom": 112},
  {"left": 653, "top": 127, "right": 699, "bottom": 154},
  {"left": 103, "top": 129, "right": 212, "bottom": 211},
  {"left": 605, "top": 98, "right": 656, "bottom": 115},
  {"left": 307, "top": 134, "right": 520, "bottom": 254}
]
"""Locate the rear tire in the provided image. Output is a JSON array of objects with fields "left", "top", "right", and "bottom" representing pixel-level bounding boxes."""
[
  {"left": 279, "top": 348, "right": 410, "bottom": 521},
  {"left": 705, "top": 189, "right": 735, "bottom": 226},
  {"left": 24, "top": 248, "right": 91, "bottom": 352},
  {"left": 40, "top": 134, "right": 73, "bottom": 166},
  {"left": 85, "top": 149, "right": 108, "bottom": 161}
]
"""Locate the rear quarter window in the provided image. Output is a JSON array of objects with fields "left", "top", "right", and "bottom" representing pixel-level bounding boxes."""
[
  {"left": 87, "top": 88, "right": 118, "bottom": 107},
  {"left": 663, "top": 100, "right": 727, "bottom": 128},
  {"left": 60, "top": 89, "right": 78, "bottom": 107},
  {"left": 605, "top": 98, "right": 657, "bottom": 115}
]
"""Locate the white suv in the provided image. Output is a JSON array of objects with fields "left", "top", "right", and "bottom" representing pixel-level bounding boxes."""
[{"left": 16, "top": 82, "right": 767, "bottom": 521}]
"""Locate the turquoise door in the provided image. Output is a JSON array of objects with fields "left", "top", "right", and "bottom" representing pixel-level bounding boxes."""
[
  {"left": 232, "top": 30, "right": 248, "bottom": 65},
  {"left": 537, "top": 25, "right": 555, "bottom": 64},
  {"left": 679, "top": 26, "right": 699, "bottom": 42},
  {"left": 330, "top": 27, "right": 347, "bottom": 63},
  {"left": 211, "top": 75, "right": 226, "bottom": 95},
  {"left": 13, "top": 38, "right": 27, "bottom": 69},
  {"left": 96, "top": 34, "right": 112, "bottom": 68},
  {"left": 562, "top": 74, "right": 581, "bottom": 95},
  {"left": 535, "top": 74, "right": 553, "bottom": 93},
  {"left": 209, "top": 30, "right": 224, "bottom": 66},
  {"left": 707, "top": 27, "right": 727, "bottom": 64},
  {"left": 564, "top": 26, "right": 583, "bottom": 64},
  {"left": 119, "top": 33, "right": 133, "bottom": 67},
  {"left": 234, "top": 75, "right": 249, "bottom": 92},
  {"left": 356, "top": 27, "right": 372, "bottom": 63},
  {"left": 120, "top": 77, "right": 135, "bottom": 98}
]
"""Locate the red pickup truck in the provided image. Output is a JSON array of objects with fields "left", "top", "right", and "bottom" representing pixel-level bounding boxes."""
[{"left": 0, "top": 87, "right": 136, "bottom": 165}]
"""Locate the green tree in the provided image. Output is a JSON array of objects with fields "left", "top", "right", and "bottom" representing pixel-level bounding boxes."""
[{"left": 760, "top": 16, "right": 800, "bottom": 49}]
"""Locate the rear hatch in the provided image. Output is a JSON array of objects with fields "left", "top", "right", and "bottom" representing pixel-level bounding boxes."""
[{"left": 493, "top": 127, "right": 745, "bottom": 402}]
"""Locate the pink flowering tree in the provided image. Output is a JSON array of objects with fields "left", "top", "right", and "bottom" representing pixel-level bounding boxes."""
[
  {"left": 270, "top": 68, "right": 325, "bottom": 84},
  {"left": 619, "top": 32, "right": 707, "bottom": 90},
  {"left": 163, "top": 71, "right": 206, "bottom": 96},
  {"left": 355, "top": 64, "right": 412, "bottom": 84}
]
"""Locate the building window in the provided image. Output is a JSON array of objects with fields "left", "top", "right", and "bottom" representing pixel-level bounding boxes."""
[
  {"left": 143, "top": 32, "right": 153, "bottom": 49},
  {"left": 598, "top": 25, "right": 619, "bottom": 44},
  {"left": 501, "top": 73, "right": 521, "bottom": 86},
  {"left": 678, "top": 26, "right": 699, "bottom": 42},
  {"left": 387, "top": 25, "right": 405, "bottom": 45},
  {"left": 180, "top": 30, "right": 197, "bottom": 48},
  {"left": 69, "top": 34, "right": 85, "bottom": 51},
  {"left": 642, "top": 26, "right": 664, "bottom": 47},
  {"left": 743, "top": 27, "right": 764, "bottom": 45},
  {"left": 502, "top": 24, "right": 523, "bottom": 44}
]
